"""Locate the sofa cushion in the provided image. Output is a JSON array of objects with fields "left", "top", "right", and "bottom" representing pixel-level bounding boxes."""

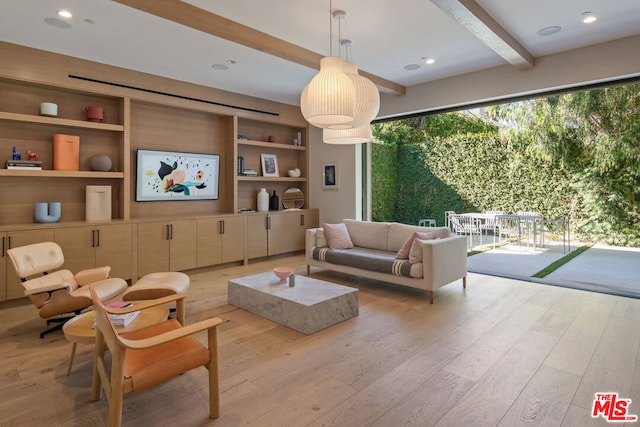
[
  {"left": 343, "top": 219, "right": 390, "bottom": 251},
  {"left": 387, "top": 223, "right": 421, "bottom": 252},
  {"left": 410, "top": 238, "right": 441, "bottom": 263},
  {"left": 316, "top": 229, "right": 328, "bottom": 247},
  {"left": 312, "top": 246, "right": 414, "bottom": 278},
  {"left": 395, "top": 231, "right": 436, "bottom": 259},
  {"left": 323, "top": 223, "right": 353, "bottom": 249}
]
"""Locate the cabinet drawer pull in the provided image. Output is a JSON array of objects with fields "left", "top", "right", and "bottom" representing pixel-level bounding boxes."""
[
  {"left": 219, "top": 220, "right": 225, "bottom": 235},
  {"left": 300, "top": 214, "right": 305, "bottom": 226},
  {"left": 96, "top": 229, "right": 100, "bottom": 247},
  {"left": 92, "top": 230, "right": 95, "bottom": 247},
  {"left": 1, "top": 236, "right": 4, "bottom": 257}
]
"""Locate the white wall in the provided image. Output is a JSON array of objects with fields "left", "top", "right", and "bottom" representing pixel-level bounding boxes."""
[{"left": 307, "top": 126, "right": 361, "bottom": 224}]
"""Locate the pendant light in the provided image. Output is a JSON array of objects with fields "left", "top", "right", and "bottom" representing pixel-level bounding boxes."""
[
  {"left": 300, "top": 2, "right": 355, "bottom": 129},
  {"left": 326, "top": 41, "right": 380, "bottom": 131},
  {"left": 321, "top": 19, "right": 379, "bottom": 143},
  {"left": 323, "top": 125, "right": 373, "bottom": 144},
  {"left": 300, "top": 57, "right": 355, "bottom": 128}
]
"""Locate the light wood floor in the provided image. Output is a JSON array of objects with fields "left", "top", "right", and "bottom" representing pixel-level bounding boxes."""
[{"left": 2, "top": 254, "right": 640, "bottom": 426}]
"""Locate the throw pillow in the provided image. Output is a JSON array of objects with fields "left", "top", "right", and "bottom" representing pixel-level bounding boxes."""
[
  {"left": 409, "top": 237, "right": 439, "bottom": 263},
  {"left": 323, "top": 223, "right": 354, "bottom": 249},
  {"left": 396, "top": 231, "right": 435, "bottom": 259},
  {"left": 316, "top": 229, "right": 328, "bottom": 247}
]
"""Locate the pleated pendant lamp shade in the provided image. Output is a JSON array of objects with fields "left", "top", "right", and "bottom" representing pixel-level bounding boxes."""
[
  {"left": 300, "top": 57, "right": 356, "bottom": 128},
  {"left": 323, "top": 125, "right": 373, "bottom": 144},
  {"left": 328, "top": 62, "right": 380, "bottom": 130}
]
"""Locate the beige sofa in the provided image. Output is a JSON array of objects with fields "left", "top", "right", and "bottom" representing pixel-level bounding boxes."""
[{"left": 305, "top": 219, "right": 468, "bottom": 303}]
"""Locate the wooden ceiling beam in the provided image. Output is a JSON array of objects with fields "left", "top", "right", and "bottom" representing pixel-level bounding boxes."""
[
  {"left": 113, "top": 0, "right": 405, "bottom": 95},
  {"left": 431, "top": 0, "right": 534, "bottom": 70}
]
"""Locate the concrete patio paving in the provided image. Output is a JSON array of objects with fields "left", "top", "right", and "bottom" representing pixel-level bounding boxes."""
[{"left": 466, "top": 239, "right": 640, "bottom": 298}]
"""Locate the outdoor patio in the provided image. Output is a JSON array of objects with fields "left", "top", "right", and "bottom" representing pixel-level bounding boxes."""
[{"left": 466, "top": 238, "right": 640, "bottom": 298}]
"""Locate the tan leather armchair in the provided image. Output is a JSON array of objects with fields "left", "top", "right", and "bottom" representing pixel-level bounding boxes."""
[
  {"left": 7, "top": 241, "right": 127, "bottom": 338},
  {"left": 89, "top": 286, "right": 223, "bottom": 426}
]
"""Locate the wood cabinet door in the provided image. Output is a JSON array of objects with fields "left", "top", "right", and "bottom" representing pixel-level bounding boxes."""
[
  {"left": 137, "top": 222, "right": 170, "bottom": 277},
  {"left": 0, "top": 234, "right": 6, "bottom": 301},
  {"left": 169, "top": 220, "right": 197, "bottom": 272},
  {"left": 246, "top": 214, "right": 268, "bottom": 259},
  {"left": 196, "top": 218, "right": 222, "bottom": 268},
  {"left": 267, "top": 212, "right": 290, "bottom": 255},
  {"left": 290, "top": 211, "right": 319, "bottom": 252},
  {"left": 220, "top": 216, "right": 245, "bottom": 263},
  {"left": 54, "top": 226, "right": 96, "bottom": 274},
  {"left": 5, "top": 229, "right": 55, "bottom": 300},
  {"left": 96, "top": 223, "right": 133, "bottom": 280}
]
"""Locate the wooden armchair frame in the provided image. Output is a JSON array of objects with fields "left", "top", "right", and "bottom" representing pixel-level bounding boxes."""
[{"left": 90, "top": 287, "right": 223, "bottom": 426}]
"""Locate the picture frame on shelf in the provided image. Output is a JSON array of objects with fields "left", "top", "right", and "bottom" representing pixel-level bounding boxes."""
[
  {"left": 260, "top": 153, "right": 279, "bottom": 177},
  {"left": 322, "top": 162, "right": 338, "bottom": 190},
  {"left": 136, "top": 149, "right": 220, "bottom": 201}
]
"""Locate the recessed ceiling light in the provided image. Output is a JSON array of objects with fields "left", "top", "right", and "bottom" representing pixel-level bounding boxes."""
[
  {"left": 44, "top": 17, "right": 72, "bottom": 29},
  {"left": 421, "top": 57, "right": 435, "bottom": 65},
  {"left": 57, "top": 10, "right": 72, "bottom": 19},
  {"left": 404, "top": 64, "right": 420, "bottom": 71},
  {"left": 226, "top": 60, "right": 236, "bottom": 65},
  {"left": 581, "top": 11, "right": 597, "bottom": 24},
  {"left": 211, "top": 64, "right": 229, "bottom": 71},
  {"left": 536, "top": 26, "right": 562, "bottom": 36}
]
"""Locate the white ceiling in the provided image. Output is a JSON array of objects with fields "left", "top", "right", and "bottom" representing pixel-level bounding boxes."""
[{"left": 1, "top": 0, "right": 639, "bottom": 106}]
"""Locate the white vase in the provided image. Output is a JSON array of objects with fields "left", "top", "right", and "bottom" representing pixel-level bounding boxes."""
[{"left": 257, "top": 188, "right": 269, "bottom": 212}]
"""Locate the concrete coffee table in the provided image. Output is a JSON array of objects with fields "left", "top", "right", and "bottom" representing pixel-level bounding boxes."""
[{"left": 228, "top": 272, "right": 358, "bottom": 335}]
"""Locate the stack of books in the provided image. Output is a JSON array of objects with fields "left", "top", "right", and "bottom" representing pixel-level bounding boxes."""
[
  {"left": 106, "top": 302, "right": 140, "bottom": 328},
  {"left": 5, "top": 160, "right": 43, "bottom": 170},
  {"left": 242, "top": 169, "right": 259, "bottom": 177}
]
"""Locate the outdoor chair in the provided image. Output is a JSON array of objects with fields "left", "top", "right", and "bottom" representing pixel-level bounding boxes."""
[
  {"left": 480, "top": 210, "right": 505, "bottom": 247},
  {"left": 448, "top": 214, "right": 481, "bottom": 249}
]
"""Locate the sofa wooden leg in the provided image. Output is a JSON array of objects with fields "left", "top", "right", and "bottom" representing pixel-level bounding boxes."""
[
  {"left": 462, "top": 276, "right": 467, "bottom": 289},
  {"left": 307, "top": 265, "right": 310, "bottom": 275},
  {"left": 429, "top": 291, "right": 434, "bottom": 304}
]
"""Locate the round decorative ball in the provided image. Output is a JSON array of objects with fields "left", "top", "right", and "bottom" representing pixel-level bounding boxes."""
[{"left": 90, "top": 154, "right": 112, "bottom": 172}]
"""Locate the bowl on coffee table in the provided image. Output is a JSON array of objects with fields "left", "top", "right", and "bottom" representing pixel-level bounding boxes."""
[{"left": 273, "top": 267, "right": 294, "bottom": 284}]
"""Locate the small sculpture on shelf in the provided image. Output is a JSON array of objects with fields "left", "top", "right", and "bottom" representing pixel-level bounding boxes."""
[
  {"left": 25, "top": 149, "right": 39, "bottom": 161},
  {"left": 12, "top": 146, "right": 21, "bottom": 160}
]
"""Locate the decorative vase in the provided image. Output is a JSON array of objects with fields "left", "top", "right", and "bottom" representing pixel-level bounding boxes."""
[
  {"left": 34, "top": 202, "right": 61, "bottom": 223},
  {"left": 257, "top": 188, "right": 269, "bottom": 212},
  {"left": 89, "top": 153, "right": 112, "bottom": 172},
  {"left": 269, "top": 190, "right": 279, "bottom": 211}
]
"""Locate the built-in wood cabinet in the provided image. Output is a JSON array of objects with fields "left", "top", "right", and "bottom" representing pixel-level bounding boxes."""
[
  {"left": 0, "top": 63, "right": 315, "bottom": 301},
  {"left": 54, "top": 223, "right": 134, "bottom": 280},
  {"left": 235, "top": 117, "right": 309, "bottom": 213},
  {"left": 0, "top": 78, "right": 129, "bottom": 225},
  {"left": 137, "top": 220, "right": 197, "bottom": 277},
  {"left": 196, "top": 216, "right": 245, "bottom": 267},
  {"left": 245, "top": 210, "right": 319, "bottom": 259}
]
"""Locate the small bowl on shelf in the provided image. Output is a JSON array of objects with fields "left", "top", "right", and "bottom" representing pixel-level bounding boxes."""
[{"left": 273, "top": 267, "right": 294, "bottom": 284}]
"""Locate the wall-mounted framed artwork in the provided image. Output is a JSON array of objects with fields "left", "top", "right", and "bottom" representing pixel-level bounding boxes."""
[
  {"left": 322, "top": 162, "right": 338, "bottom": 190},
  {"left": 136, "top": 149, "right": 220, "bottom": 201}
]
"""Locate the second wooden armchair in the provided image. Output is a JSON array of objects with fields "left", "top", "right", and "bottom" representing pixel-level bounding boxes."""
[{"left": 89, "top": 286, "right": 223, "bottom": 426}]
